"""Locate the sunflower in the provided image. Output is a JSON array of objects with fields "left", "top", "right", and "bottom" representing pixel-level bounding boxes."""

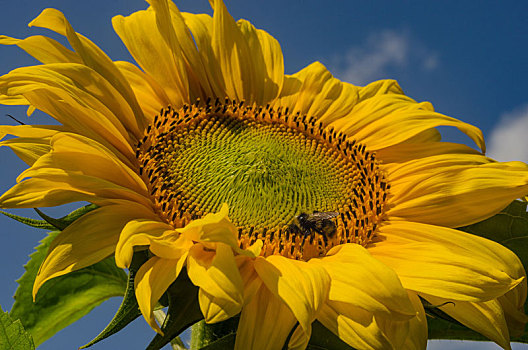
[{"left": 1, "top": 0, "right": 527, "bottom": 349}]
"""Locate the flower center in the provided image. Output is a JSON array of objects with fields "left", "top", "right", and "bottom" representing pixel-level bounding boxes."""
[{"left": 136, "top": 99, "right": 389, "bottom": 260}]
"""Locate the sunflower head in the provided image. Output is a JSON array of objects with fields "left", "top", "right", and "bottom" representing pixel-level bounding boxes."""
[
  {"left": 0, "top": 0, "right": 527, "bottom": 349},
  {"left": 137, "top": 98, "right": 389, "bottom": 261}
]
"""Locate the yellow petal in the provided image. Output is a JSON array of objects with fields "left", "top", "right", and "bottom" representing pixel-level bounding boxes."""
[
  {"left": 357, "top": 79, "right": 404, "bottom": 101},
  {"left": 254, "top": 255, "right": 330, "bottom": 344},
  {"left": 18, "top": 133, "right": 145, "bottom": 196},
  {"left": 318, "top": 301, "right": 394, "bottom": 350},
  {"left": 115, "top": 60, "right": 170, "bottom": 122},
  {"left": 33, "top": 201, "right": 155, "bottom": 298},
  {"left": 237, "top": 19, "right": 284, "bottom": 104},
  {"left": 148, "top": 0, "right": 220, "bottom": 100},
  {"left": 209, "top": 0, "right": 256, "bottom": 101},
  {"left": 29, "top": 8, "right": 145, "bottom": 134},
  {"left": 0, "top": 173, "right": 153, "bottom": 209},
  {"left": 333, "top": 93, "right": 485, "bottom": 151},
  {"left": 235, "top": 255, "right": 262, "bottom": 304},
  {"left": 275, "top": 62, "right": 360, "bottom": 125},
  {"left": 112, "top": 7, "right": 188, "bottom": 107},
  {"left": 187, "top": 243, "right": 243, "bottom": 323},
  {"left": 377, "top": 141, "right": 480, "bottom": 165},
  {"left": 377, "top": 220, "right": 526, "bottom": 282},
  {"left": 376, "top": 291, "right": 427, "bottom": 350},
  {"left": 0, "top": 34, "right": 80, "bottom": 64},
  {"left": 314, "top": 243, "right": 415, "bottom": 320},
  {"left": 175, "top": 203, "right": 240, "bottom": 250},
  {"left": 135, "top": 255, "right": 187, "bottom": 333},
  {"left": 235, "top": 284, "right": 296, "bottom": 350},
  {"left": 1, "top": 138, "right": 50, "bottom": 166},
  {"left": 181, "top": 12, "right": 226, "bottom": 99},
  {"left": 0, "top": 64, "right": 136, "bottom": 158},
  {"left": 371, "top": 222, "right": 522, "bottom": 302},
  {"left": 498, "top": 287, "right": 528, "bottom": 337},
  {"left": 0, "top": 124, "right": 63, "bottom": 139},
  {"left": 387, "top": 153, "right": 528, "bottom": 227},
  {"left": 423, "top": 294, "right": 511, "bottom": 350}
]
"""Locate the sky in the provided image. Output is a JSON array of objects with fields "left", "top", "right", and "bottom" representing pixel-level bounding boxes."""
[{"left": 0, "top": 0, "right": 527, "bottom": 349}]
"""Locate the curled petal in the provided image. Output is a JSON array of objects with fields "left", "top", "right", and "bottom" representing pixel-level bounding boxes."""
[{"left": 187, "top": 243, "right": 244, "bottom": 323}]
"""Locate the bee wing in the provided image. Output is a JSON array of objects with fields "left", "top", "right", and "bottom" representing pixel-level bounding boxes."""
[{"left": 312, "top": 211, "right": 339, "bottom": 220}]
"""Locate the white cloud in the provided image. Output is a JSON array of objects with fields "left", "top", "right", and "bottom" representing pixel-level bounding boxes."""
[
  {"left": 330, "top": 29, "right": 438, "bottom": 85},
  {"left": 487, "top": 104, "right": 528, "bottom": 163}
]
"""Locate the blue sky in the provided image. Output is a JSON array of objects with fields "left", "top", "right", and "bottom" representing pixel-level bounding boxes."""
[{"left": 0, "top": 0, "right": 527, "bottom": 349}]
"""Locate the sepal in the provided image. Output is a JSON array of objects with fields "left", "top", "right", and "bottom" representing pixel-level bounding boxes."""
[
  {"left": 146, "top": 268, "right": 203, "bottom": 350},
  {"left": 80, "top": 251, "right": 148, "bottom": 348}
]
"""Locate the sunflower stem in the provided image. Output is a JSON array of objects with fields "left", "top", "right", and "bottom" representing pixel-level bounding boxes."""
[{"left": 153, "top": 310, "right": 188, "bottom": 350}]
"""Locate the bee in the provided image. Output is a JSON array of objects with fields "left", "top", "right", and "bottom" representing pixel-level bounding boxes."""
[{"left": 288, "top": 211, "right": 339, "bottom": 243}]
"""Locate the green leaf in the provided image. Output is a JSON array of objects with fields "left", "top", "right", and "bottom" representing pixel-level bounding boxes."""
[
  {"left": 0, "top": 306, "right": 35, "bottom": 350},
  {"left": 80, "top": 251, "right": 149, "bottom": 349},
  {"left": 147, "top": 268, "right": 202, "bottom": 350},
  {"left": 306, "top": 321, "right": 354, "bottom": 349},
  {"left": 9, "top": 230, "right": 127, "bottom": 347},
  {"left": 197, "top": 333, "right": 235, "bottom": 350},
  {"left": 191, "top": 317, "right": 238, "bottom": 350},
  {"left": 428, "top": 200, "right": 528, "bottom": 342}
]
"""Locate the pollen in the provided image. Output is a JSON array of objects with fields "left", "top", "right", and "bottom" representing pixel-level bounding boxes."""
[{"left": 136, "top": 98, "right": 389, "bottom": 260}]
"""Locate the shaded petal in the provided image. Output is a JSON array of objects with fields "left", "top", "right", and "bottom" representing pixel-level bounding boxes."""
[
  {"left": 371, "top": 222, "right": 522, "bottom": 302},
  {"left": 181, "top": 12, "right": 225, "bottom": 99},
  {"left": 498, "top": 286, "right": 528, "bottom": 337},
  {"left": 235, "top": 284, "right": 296, "bottom": 350},
  {"left": 376, "top": 291, "right": 427, "bottom": 350},
  {"left": 254, "top": 255, "right": 330, "bottom": 345},
  {"left": 135, "top": 255, "right": 187, "bottom": 333},
  {"left": 0, "top": 125, "right": 63, "bottom": 165},
  {"left": 377, "top": 220, "right": 526, "bottom": 281},
  {"left": 403, "top": 291, "right": 427, "bottom": 350},
  {"left": 29, "top": 8, "right": 145, "bottom": 134},
  {"left": 187, "top": 243, "right": 244, "bottom": 323},
  {"left": 274, "top": 62, "right": 360, "bottom": 125},
  {"left": 115, "top": 60, "right": 170, "bottom": 121},
  {"left": 314, "top": 244, "right": 415, "bottom": 320},
  {"left": 0, "top": 138, "right": 50, "bottom": 166},
  {"left": 112, "top": 6, "right": 189, "bottom": 107},
  {"left": 386, "top": 152, "right": 528, "bottom": 227},
  {"left": 332, "top": 93, "right": 484, "bottom": 152},
  {"left": 237, "top": 19, "right": 284, "bottom": 104},
  {"left": 235, "top": 255, "right": 262, "bottom": 304},
  {"left": 33, "top": 201, "right": 156, "bottom": 298},
  {"left": 0, "top": 64, "right": 136, "bottom": 158},
  {"left": 18, "top": 133, "right": 145, "bottom": 195},
  {"left": 357, "top": 79, "right": 404, "bottom": 101},
  {"left": 150, "top": 0, "right": 223, "bottom": 100},
  {"left": 0, "top": 124, "right": 64, "bottom": 139},
  {"left": 0, "top": 172, "right": 153, "bottom": 209},
  {"left": 423, "top": 294, "right": 511, "bottom": 350},
  {"left": 377, "top": 141, "right": 481, "bottom": 165},
  {"left": 209, "top": 0, "right": 257, "bottom": 101},
  {"left": 318, "top": 301, "right": 394, "bottom": 350},
  {"left": 0, "top": 34, "right": 80, "bottom": 64}
]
